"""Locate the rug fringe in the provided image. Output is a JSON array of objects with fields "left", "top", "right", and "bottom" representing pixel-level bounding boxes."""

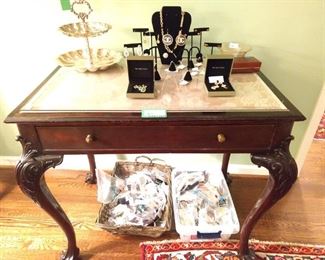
[
  {"left": 249, "top": 238, "right": 325, "bottom": 248},
  {"left": 140, "top": 238, "right": 325, "bottom": 248}
]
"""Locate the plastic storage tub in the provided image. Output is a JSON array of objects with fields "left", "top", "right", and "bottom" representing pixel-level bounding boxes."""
[{"left": 172, "top": 169, "right": 240, "bottom": 240}]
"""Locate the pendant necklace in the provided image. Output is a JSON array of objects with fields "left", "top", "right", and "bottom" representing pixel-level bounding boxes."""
[
  {"left": 175, "top": 13, "right": 186, "bottom": 47},
  {"left": 159, "top": 10, "right": 186, "bottom": 59}
]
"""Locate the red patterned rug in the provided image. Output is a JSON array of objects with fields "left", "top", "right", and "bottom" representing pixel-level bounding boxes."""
[
  {"left": 314, "top": 112, "right": 325, "bottom": 140},
  {"left": 140, "top": 239, "right": 325, "bottom": 260}
]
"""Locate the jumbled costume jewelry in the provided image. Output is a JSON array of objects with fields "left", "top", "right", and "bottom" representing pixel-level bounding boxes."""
[
  {"left": 133, "top": 84, "right": 147, "bottom": 93},
  {"left": 159, "top": 10, "right": 187, "bottom": 58}
]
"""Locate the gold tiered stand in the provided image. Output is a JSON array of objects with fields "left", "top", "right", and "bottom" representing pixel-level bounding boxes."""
[{"left": 57, "top": 0, "right": 121, "bottom": 72}]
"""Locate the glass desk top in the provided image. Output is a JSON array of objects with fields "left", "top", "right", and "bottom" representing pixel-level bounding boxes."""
[{"left": 21, "top": 64, "right": 287, "bottom": 113}]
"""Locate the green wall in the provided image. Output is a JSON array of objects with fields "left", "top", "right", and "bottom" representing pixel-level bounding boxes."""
[{"left": 0, "top": 1, "right": 324, "bottom": 165}]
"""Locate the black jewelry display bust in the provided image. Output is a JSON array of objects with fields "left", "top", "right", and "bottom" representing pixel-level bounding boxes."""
[{"left": 152, "top": 6, "right": 191, "bottom": 64}]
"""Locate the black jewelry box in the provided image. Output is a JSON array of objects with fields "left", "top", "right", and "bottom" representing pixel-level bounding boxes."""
[
  {"left": 126, "top": 56, "right": 155, "bottom": 99},
  {"left": 204, "top": 55, "right": 235, "bottom": 97}
]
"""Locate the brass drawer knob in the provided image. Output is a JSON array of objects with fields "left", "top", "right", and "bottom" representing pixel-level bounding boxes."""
[
  {"left": 217, "top": 133, "right": 226, "bottom": 143},
  {"left": 85, "top": 134, "right": 94, "bottom": 144}
]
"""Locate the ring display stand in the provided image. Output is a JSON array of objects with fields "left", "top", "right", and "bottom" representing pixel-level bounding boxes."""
[
  {"left": 152, "top": 6, "right": 191, "bottom": 64},
  {"left": 57, "top": 0, "right": 121, "bottom": 72}
]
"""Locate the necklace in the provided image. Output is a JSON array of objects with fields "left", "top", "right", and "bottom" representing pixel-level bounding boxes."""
[{"left": 159, "top": 10, "right": 186, "bottom": 58}]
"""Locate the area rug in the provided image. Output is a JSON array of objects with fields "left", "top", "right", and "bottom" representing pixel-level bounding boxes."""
[
  {"left": 140, "top": 239, "right": 325, "bottom": 260},
  {"left": 314, "top": 112, "right": 325, "bottom": 140}
]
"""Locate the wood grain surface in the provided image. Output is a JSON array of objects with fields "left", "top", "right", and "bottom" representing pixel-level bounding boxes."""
[{"left": 0, "top": 140, "right": 324, "bottom": 259}]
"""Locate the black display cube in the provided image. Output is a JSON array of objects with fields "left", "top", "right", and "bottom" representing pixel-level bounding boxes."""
[
  {"left": 126, "top": 56, "right": 155, "bottom": 98},
  {"left": 204, "top": 55, "right": 235, "bottom": 97}
]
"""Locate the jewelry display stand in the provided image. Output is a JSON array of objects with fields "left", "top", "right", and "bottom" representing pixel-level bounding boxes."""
[
  {"left": 152, "top": 6, "right": 191, "bottom": 64},
  {"left": 57, "top": 0, "right": 121, "bottom": 72}
]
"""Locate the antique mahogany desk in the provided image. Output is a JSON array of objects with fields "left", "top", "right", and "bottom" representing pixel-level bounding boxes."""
[{"left": 5, "top": 64, "right": 305, "bottom": 259}]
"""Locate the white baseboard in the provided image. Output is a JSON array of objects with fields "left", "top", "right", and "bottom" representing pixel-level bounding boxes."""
[
  {"left": 0, "top": 155, "right": 268, "bottom": 175},
  {"left": 0, "top": 156, "right": 19, "bottom": 167}
]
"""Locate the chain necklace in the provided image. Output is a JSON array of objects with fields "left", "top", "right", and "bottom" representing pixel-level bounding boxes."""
[{"left": 159, "top": 10, "right": 186, "bottom": 58}]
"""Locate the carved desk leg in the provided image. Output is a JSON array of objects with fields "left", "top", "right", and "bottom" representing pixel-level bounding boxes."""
[
  {"left": 239, "top": 136, "right": 298, "bottom": 259},
  {"left": 222, "top": 153, "right": 232, "bottom": 185},
  {"left": 85, "top": 153, "right": 97, "bottom": 184},
  {"left": 16, "top": 137, "right": 80, "bottom": 260}
]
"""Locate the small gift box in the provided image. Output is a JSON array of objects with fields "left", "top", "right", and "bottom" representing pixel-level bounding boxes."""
[
  {"left": 232, "top": 56, "right": 261, "bottom": 73},
  {"left": 126, "top": 56, "right": 155, "bottom": 98},
  {"left": 204, "top": 55, "right": 235, "bottom": 97}
]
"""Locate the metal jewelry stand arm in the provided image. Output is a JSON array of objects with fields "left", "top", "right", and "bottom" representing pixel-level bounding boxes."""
[
  {"left": 204, "top": 42, "right": 222, "bottom": 55},
  {"left": 132, "top": 28, "right": 149, "bottom": 51},
  {"left": 144, "top": 46, "right": 161, "bottom": 80}
]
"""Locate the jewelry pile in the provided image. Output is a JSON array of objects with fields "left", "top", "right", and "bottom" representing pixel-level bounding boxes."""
[
  {"left": 133, "top": 84, "right": 148, "bottom": 93},
  {"left": 173, "top": 170, "right": 230, "bottom": 227},
  {"left": 103, "top": 169, "right": 169, "bottom": 227}
]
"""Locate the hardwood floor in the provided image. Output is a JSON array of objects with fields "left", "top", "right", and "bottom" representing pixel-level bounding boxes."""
[{"left": 0, "top": 140, "right": 324, "bottom": 259}]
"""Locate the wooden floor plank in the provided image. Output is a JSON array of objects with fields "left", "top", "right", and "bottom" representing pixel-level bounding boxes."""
[{"left": 0, "top": 140, "right": 324, "bottom": 259}]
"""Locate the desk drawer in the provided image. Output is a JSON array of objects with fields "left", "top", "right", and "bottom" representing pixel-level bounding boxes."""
[{"left": 36, "top": 124, "right": 275, "bottom": 152}]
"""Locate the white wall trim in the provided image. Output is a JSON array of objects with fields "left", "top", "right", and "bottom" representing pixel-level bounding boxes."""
[
  {"left": 0, "top": 156, "right": 19, "bottom": 167},
  {"left": 0, "top": 155, "right": 268, "bottom": 175},
  {"left": 296, "top": 82, "right": 325, "bottom": 173}
]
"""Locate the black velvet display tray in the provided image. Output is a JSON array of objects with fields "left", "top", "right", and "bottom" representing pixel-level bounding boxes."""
[
  {"left": 126, "top": 56, "right": 155, "bottom": 98},
  {"left": 204, "top": 55, "right": 235, "bottom": 97}
]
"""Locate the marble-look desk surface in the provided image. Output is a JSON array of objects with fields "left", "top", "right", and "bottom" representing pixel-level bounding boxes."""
[{"left": 22, "top": 63, "right": 287, "bottom": 113}]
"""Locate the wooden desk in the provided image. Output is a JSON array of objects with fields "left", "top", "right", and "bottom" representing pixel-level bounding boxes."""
[{"left": 5, "top": 65, "right": 305, "bottom": 259}]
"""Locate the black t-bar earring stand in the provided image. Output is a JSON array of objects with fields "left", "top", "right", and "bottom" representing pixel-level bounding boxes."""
[
  {"left": 132, "top": 28, "right": 149, "bottom": 51},
  {"left": 204, "top": 42, "right": 222, "bottom": 55}
]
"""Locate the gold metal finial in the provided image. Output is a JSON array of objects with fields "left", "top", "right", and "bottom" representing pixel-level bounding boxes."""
[{"left": 71, "top": 0, "right": 93, "bottom": 22}]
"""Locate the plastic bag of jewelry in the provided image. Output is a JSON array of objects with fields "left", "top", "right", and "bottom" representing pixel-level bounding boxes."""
[
  {"left": 104, "top": 169, "right": 168, "bottom": 227},
  {"left": 95, "top": 169, "right": 125, "bottom": 204}
]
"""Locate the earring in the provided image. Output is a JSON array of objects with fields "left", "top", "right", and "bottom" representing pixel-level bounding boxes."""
[
  {"left": 156, "top": 35, "right": 160, "bottom": 44},
  {"left": 136, "top": 45, "right": 142, "bottom": 56},
  {"left": 123, "top": 47, "right": 129, "bottom": 58}
]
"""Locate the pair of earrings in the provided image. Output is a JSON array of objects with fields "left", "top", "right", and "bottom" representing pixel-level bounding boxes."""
[
  {"left": 211, "top": 80, "right": 227, "bottom": 90},
  {"left": 123, "top": 45, "right": 143, "bottom": 58}
]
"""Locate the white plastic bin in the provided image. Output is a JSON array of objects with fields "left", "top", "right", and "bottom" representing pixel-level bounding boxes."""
[{"left": 172, "top": 169, "right": 240, "bottom": 240}]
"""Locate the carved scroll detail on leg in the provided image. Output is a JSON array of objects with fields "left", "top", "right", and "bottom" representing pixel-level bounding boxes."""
[
  {"left": 15, "top": 136, "right": 80, "bottom": 260},
  {"left": 239, "top": 136, "right": 298, "bottom": 258}
]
